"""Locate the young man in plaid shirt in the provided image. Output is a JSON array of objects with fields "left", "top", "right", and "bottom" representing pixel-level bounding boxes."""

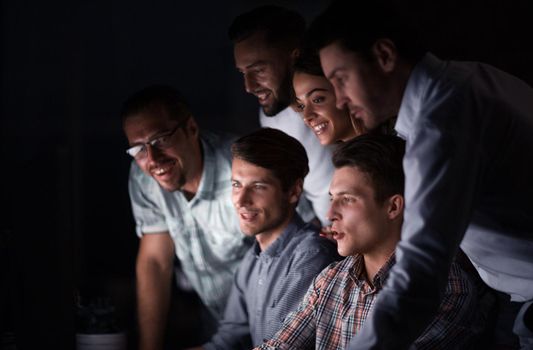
[{"left": 255, "top": 134, "right": 490, "bottom": 350}]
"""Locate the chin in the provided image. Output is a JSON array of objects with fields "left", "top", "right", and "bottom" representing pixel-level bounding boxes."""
[
  {"left": 240, "top": 226, "right": 259, "bottom": 237},
  {"left": 319, "top": 135, "right": 334, "bottom": 146},
  {"left": 156, "top": 178, "right": 185, "bottom": 192},
  {"left": 262, "top": 101, "right": 286, "bottom": 117},
  {"left": 262, "top": 106, "right": 277, "bottom": 117}
]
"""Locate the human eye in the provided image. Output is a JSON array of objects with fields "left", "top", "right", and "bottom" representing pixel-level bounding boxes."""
[
  {"left": 253, "top": 183, "right": 266, "bottom": 190},
  {"left": 342, "top": 195, "right": 355, "bottom": 204},
  {"left": 127, "top": 144, "right": 145, "bottom": 158},
  {"left": 333, "top": 74, "right": 346, "bottom": 87},
  {"left": 153, "top": 133, "right": 173, "bottom": 148},
  {"left": 312, "top": 96, "right": 325, "bottom": 104},
  {"left": 231, "top": 181, "right": 241, "bottom": 189},
  {"left": 295, "top": 103, "right": 305, "bottom": 112}
]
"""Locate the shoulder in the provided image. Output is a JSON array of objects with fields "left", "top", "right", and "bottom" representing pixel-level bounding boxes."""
[
  {"left": 287, "top": 225, "right": 340, "bottom": 264},
  {"left": 444, "top": 260, "right": 474, "bottom": 295},
  {"left": 201, "top": 130, "right": 236, "bottom": 177},
  {"left": 312, "top": 256, "right": 351, "bottom": 289},
  {"left": 201, "top": 130, "right": 236, "bottom": 157},
  {"left": 259, "top": 107, "right": 306, "bottom": 132},
  {"left": 293, "top": 225, "right": 334, "bottom": 251}
]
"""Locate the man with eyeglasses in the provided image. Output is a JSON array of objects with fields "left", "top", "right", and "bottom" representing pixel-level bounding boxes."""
[{"left": 122, "top": 85, "right": 252, "bottom": 350}]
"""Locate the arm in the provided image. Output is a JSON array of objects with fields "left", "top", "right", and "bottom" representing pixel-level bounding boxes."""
[
  {"left": 136, "top": 232, "right": 175, "bottom": 350},
  {"left": 349, "top": 90, "right": 488, "bottom": 349}
]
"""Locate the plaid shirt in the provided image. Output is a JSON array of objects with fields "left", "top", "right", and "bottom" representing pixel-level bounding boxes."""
[{"left": 256, "top": 253, "right": 487, "bottom": 350}]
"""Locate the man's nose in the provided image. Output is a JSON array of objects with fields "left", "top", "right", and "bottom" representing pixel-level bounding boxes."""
[
  {"left": 235, "top": 187, "right": 252, "bottom": 208},
  {"left": 333, "top": 85, "right": 348, "bottom": 110},
  {"left": 326, "top": 200, "right": 338, "bottom": 222},
  {"left": 145, "top": 144, "right": 164, "bottom": 163},
  {"left": 244, "top": 74, "right": 258, "bottom": 94}
]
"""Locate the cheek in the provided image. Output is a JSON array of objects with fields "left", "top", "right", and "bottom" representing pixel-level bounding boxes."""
[
  {"left": 136, "top": 159, "right": 150, "bottom": 174},
  {"left": 342, "top": 211, "right": 360, "bottom": 232},
  {"left": 231, "top": 192, "right": 239, "bottom": 206}
]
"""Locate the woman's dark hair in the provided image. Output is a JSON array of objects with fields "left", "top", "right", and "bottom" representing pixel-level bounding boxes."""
[{"left": 293, "top": 47, "right": 324, "bottom": 77}]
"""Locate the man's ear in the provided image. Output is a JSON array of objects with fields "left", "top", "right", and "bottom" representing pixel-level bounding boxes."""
[
  {"left": 185, "top": 116, "right": 199, "bottom": 139},
  {"left": 387, "top": 194, "right": 404, "bottom": 220},
  {"left": 288, "top": 178, "right": 304, "bottom": 205},
  {"left": 290, "top": 48, "right": 300, "bottom": 64},
  {"left": 372, "top": 38, "right": 398, "bottom": 74}
]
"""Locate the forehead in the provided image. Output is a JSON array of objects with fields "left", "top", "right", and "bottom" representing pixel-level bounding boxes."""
[
  {"left": 232, "top": 158, "right": 281, "bottom": 184},
  {"left": 233, "top": 32, "right": 284, "bottom": 68},
  {"left": 123, "top": 111, "right": 174, "bottom": 142},
  {"left": 330, "top": 165, "right": 373, "bottom": 194},
  {"left": 319, "top": 41, "right": 360, "bottom": 76}
]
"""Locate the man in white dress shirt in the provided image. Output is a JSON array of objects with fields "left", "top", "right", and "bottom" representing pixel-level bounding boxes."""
[
  {"left": 309, "top": 1, "right": 533, "bottom": 348},
  {"left": 229, "top": 5, "right": 334, "bottom": 226}
]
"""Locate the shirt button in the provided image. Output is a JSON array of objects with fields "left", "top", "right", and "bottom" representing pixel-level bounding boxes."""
[{"left": 258, "top": 278, "right": 263, "bottom": 285}]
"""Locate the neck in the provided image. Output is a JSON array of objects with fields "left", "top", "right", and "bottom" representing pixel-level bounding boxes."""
[
  {"left": 391, "top": 60, "right": 415, "bottom": 114},
  {"left": 256, "top": 211, "right": 295, "bottom": 252},
  {"left": 363, "top": 250, "right": 392, "bottom": 286},
  {"left": 362, "top": 229, "right": 400, "bottom": 285}
]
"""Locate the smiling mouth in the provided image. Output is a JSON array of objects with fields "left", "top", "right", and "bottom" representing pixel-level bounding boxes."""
[
  {"left": 239, "top": 210, "right": 259, "bottom": 221},
  {"left": 255, "top": 91, "right": 271, "bottom": 104},
  {"left": 312, "top": 122, "right": 328, "bottom": 135},
  {"left": 151, "top": 161, "right": 176, "bottom": 178}
]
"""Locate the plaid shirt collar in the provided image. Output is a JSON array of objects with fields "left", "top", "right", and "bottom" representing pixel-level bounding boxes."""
[{"left": 350, "top": 252, "right": 396, "bottom": 292}]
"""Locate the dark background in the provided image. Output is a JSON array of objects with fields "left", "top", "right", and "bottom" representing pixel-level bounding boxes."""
[{"left": 1, "top": 0, "right": 532, "bottom": 349}]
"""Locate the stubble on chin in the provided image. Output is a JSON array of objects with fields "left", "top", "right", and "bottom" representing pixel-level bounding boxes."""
[{"left": 261, "top": 88, "right": 291, "bottom": 117}]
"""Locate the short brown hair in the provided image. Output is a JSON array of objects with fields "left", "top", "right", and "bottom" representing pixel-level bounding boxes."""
[
  {"left": 333, "top": 134, "right": 405, "bottom": 202},
  {"left": 231, "top": 128, "right": 309, "bottom": 191},
  {"left": 120, "top": 85, "right": 190, "bottom": 123},
  {"left": 228, "top": 5, "right": 305, "bottom": 50}
]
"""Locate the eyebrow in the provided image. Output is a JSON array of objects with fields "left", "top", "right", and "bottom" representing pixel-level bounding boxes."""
[
  {"left": 329, "top": 189, "right": 357, "bottom": 197},
  {"left": 231, "top": 178, "right": 273, "bottom": 185},
  {"left": 244, "top": 61, "right": 267, "bottom": 70},
  {"left": 305, "top": 87, "right": 329, "bottom": 98},
  {"left": 295, "top": 87, "right": 329, "bottom": 103},
  {"left": 129, "top": 128, "right": 173, "bottom": 147}
]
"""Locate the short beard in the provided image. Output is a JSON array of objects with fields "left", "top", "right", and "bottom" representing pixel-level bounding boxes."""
[
  {"left": 262, "top": 74, "right": 292, "bottom": 117},
  {"left": 262, "top": 99, "right": 287, "bottom": 117},
  {"left": 157, "top": 173, "right": 186, "bottom": 193}
]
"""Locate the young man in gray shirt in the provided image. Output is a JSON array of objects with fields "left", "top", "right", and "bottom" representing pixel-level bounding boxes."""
[{"left": 188, "top": 128, "right": 339, "bottom": 350}]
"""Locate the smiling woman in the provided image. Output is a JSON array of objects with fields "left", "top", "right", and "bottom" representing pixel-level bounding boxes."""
[{"left": 291, "top": 49, "right": 365, "bottom": 145}]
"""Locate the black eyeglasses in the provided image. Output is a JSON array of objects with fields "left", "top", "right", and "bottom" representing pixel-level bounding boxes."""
[{"left": 126, "top": 117, "right": 189, "bottom": 159}]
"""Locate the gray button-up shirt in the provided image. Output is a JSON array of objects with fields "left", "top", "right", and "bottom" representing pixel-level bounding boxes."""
[{"left": 204, "top": 215, "right": 340, "bottom": 349}]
